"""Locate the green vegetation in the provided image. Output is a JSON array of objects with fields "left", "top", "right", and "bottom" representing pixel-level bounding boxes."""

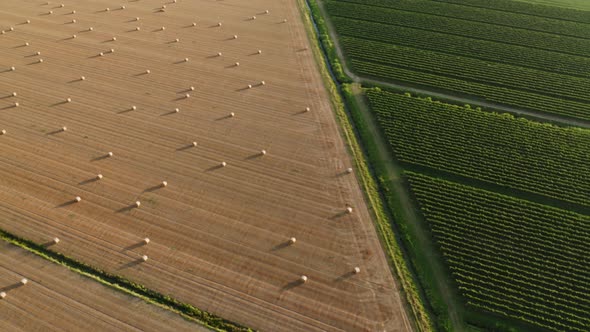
[
  {"left": 332, "top": 0, "right": 590, "bottom": 38},
  {"left": 405, "top": 172, "right": 590, "bottom": 332},
  {"left": 366, "top": 89, "right": 590, "bottom": 209},
  {"left": 438, "top": 0, "right": 590, "bottom": 22},
  {"left": 324, "top": 0, "right": 590, "bottom": 121},
  {"left": 0, "top": 229, "right": 252, "bottom": 332}
]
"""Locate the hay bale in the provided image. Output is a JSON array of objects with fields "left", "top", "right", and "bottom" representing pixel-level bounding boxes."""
[
  {"left": 353, "top": 267, "right": 361, "bottom": 274},
  {"left": 300, "top": 275, "right": 308, "bottom": 283},
  {"left": 53, "top": 237, "right": 60, "bottom": 244},
  {"left": 74, "top": 196, "right": 81, "bottom": 202},
  {"left": 0, "top": 130, "right": 6, "bottom": 135},
  {"left": 96, "top": 174, "right": 103, "bottom": 180}
]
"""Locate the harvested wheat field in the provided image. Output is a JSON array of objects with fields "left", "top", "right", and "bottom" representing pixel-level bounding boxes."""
[
  {"left": 0, "top": 0, "right": 410, "bottom": 331},
  {"left": 0, "top": 241, "right": 208, "bottom": 332}
]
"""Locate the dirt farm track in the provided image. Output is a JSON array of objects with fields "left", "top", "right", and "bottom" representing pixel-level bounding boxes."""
[{"left": 0, "top": 0, "right": 410, "bottom": 331}]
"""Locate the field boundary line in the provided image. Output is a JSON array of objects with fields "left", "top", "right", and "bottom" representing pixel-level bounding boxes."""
[{"left": 0, "top": 229, "right": 254, "bottom": 332}]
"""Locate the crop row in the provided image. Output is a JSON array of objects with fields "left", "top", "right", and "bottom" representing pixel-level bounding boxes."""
[
  {"left": 353, "top": 58, "right": 590, "bottom": 121},
  {"left": 405, "top": 172, "right": 590, "bottom": 332},
  {"left": 366, "top": 90, "right": 590, "bottom": 206},
  {"left": 326, "top": 1, "right": 590, "bottom": 57},
  {"left": 434, "top": 0, "right": 590, "bottom": 24},
  {"left": 331, "top": 0, "right": 590, "bottom": 39},
  {"left": 330, "top": 16, "right": 590, "bottom": 78},
  {"left": 341, "top": 36, "right": 590, "bottom": 104}
]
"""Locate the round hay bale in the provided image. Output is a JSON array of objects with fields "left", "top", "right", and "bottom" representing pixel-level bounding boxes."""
[
  {"left": 300, "top": 275, "right": 308, "bottom": 283},
  {"left": 353, "top": 267, "right": 361, "bottom": 274},
  {"left": 192, "top": 141, "right": 198, "bottom": 147},
  {"left": 143, "top": 238, "right": 150, "bottom": 244},
  {"left": 53, "top": 237, "right": 60, "bottom": 244},
  {"left": 346, "top": 207, "right": 353, "bottom": 214},
  {"left": 74, "top": 196, "right": 81, "bottom": 202},
  {"left": 134, "top": 201, "right": 141, "bottom": 208},
  {"left": 0, "top": 129, "right": 6, "bottom": 135},
  {"left": 20, "top": 278, "right": 28, "bottom": 285},
  {"left": 289, "top": 237, "right": 296, "bottom": 244},
  {"left": 107, "top": 151, "right": 113, "bottom": 157},
  {"left": 0, "top": 292, "right": 6, "bottom": 299},
  {"left": 141, "top": 255, "right": 148, "bottom": 261},
  {"left": 96, "top": 174, "right": 103, "bottom": 180},
  {"left": 161, "top": 181, "right": 168, "bottom": 187}
]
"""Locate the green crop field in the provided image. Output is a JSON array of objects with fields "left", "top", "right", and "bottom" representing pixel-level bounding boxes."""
[
  {"left": 366, "top": 89, "right": 590, "bottom": 331},
  {"left": 405, "top": 172, "right": 590, "bottom": 332},
  {"left": 323, "top": 0, "right": 590, "bottom": 121},
  {"left": 366, "top": 90, "right": 590, "bottom": 209}
]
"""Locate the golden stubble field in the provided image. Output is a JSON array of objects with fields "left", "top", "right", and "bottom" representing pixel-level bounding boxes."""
[
  {"left": 0, "top": 241, "right": 208, "bottom": 331},
  {"left": 0, "top": 0, "right": 410, "bottom": 331}
]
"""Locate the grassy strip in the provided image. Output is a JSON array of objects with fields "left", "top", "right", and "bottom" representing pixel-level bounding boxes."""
[
  {"left": 306, "top": 0, "right": 352, "bottom": 83},
  {"left": 300, "top": 1, "right": 434, "bottom": 331},
  {"left": 0, "top": 229, "right": 253, "bottom": 332}
]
